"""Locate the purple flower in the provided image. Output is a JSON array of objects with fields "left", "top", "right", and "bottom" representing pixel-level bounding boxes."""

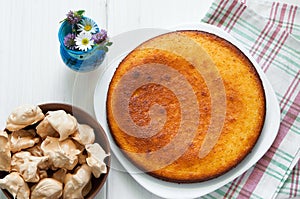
[
  {"left": 64, "top": 33, "right": 76, "bottom": 50},
  {"left": 66, "top": 10, "right": 82, "bottom": 25},
  {"left": 92, "top": 29, "right": 107, "bottom": 44}
]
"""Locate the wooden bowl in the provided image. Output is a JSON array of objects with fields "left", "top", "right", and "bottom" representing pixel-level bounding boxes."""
[{"left": 0, "top": 103, "right": 111, "bottom": 199}]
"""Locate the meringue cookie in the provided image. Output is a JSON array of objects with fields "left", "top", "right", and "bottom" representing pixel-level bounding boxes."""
[
  {"left": 11, "top": 151, "right": 48, "bottom": 182},
  {"left": 0, "top": 172, "right": 30, "bottom": 199},
  {"left": 31, "top": 178, "right": 63, "bottom": 199},
  {"left": 36, "top": 117, "right": 59, "bottom": 139},
  {"left": 41, "top": 137, "right": 81, "bottom": 170},
  {"left": 63, "top": 164, "right": 92, "bottom": 199},
  {"left": 52, "top": 168, "right": 67, "bottom": 183},
  {"left": 9, "top": 129, "right": 40, "bottom": 153},
  {"left": 27, "top": 144, "right": 44, "bottom": 157},
  {"left": 85, "top": 143, "right": 109, "bottom": 178},
  {"left": 6, "top": 104, "right": 44, "bottom": 131},
  {"left": 0, "top": 130, "right": 11, "bottom": 172},
  {"left": 46, "top": 110, "right": 78, "bottom": 141},
  {"left": 82, "top": 180, "right": 92, "bottom": 197},
  {"left": 72, "top": 124, "right": 95, "bottom": 145}
]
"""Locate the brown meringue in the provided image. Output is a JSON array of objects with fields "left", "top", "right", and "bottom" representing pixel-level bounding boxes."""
[
  {"left": 46, "top": 110, "right": 78, "bottom": 141},
  {"left": 41, "top": 137, "right": 81, "bottom": 170},
  {"left": 72, "top": 124, "right": 95, "bottom": 145},
  {"left": 82, "top": 180, "right": 92, "bottom": 197},
  {"left": 9, "top": 129, "right": 40, "bottom": 153},
  {"left": 0, "top": 172, "right": 30, "bottom": 199},
  {"left": 27, "top": 144, "right": 44, "bottom": 157},
  {"left": 31, "top": 178, "right": 63, "bottom": 199},
  {"left": 36, "top": 117, "right": 59, "bottom": 139},
  {"left": 63, "top": 164, "right": 92, "bottom": 199},
  {"left": 86, "top": 143, "right": 109, "bottom": 178},
  {"left": 52, "top": 168, "right": 67, "bottom": 184},
  {"left": 6, "top": 104, "right": 44, "bottom": 131},
  {"left": 11, "top": 151, "right": 48, "bottom": 183},
  {"left": 0, "top": 130, "right": 11, "bottom": 172}
]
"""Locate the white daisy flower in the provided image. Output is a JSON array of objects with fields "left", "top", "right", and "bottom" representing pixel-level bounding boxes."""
[
  {"left": 75, "top": 32, "right": 94, "bottom": 51},
  {"left": 78, "top": 18, "right": 97, "bottom": 34}
]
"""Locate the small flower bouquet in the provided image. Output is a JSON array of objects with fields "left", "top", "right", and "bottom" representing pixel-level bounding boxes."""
[{"left": 58, "top": 10, "right": 112, "bottom": 72}]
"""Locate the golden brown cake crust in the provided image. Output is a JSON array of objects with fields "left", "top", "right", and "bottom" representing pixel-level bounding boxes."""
[{"left": 106, "top": 30, "right": 266, "bottom": 183}]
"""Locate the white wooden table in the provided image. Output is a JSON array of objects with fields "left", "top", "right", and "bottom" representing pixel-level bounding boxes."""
[{"left": 0, "top": 0, "right": 295, "bottom": 198}]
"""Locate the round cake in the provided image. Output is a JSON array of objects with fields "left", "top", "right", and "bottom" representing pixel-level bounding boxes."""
[{"left": 106, "top": 30, "right": 266, "bottom": 182}]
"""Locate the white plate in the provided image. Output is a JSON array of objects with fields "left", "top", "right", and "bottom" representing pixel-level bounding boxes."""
[{"left": 93, "top": 23, "right": 281, "bottom": 199}]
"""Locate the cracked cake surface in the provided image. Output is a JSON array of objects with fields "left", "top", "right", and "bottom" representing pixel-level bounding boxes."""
[{"left": 106, "top": 30, "right": 266, "bottom": 182}]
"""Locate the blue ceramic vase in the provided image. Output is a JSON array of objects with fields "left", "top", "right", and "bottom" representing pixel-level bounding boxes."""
[{"left": 58, "top": 18, "right": 106, "bottom": 72}]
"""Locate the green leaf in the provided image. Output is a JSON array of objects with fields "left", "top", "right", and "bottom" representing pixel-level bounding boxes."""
[
  {"left": 106, "top": 41, "right": 113, "bottom": 46},
  {"left": 76, "top": 10, "right": 85, "bottom": 16},
  {"left": 98, "top": 46, "right": 106, "bottom": 52}
]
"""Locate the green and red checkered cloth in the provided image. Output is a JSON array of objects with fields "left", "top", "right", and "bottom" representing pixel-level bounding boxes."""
[{"left": 201, "top": 0, "right": 300, "bottom": 198}]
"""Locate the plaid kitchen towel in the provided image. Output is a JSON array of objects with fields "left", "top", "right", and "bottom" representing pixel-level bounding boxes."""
[{"left": 201, "top": 0, "right": 300, "bottom": 198}]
